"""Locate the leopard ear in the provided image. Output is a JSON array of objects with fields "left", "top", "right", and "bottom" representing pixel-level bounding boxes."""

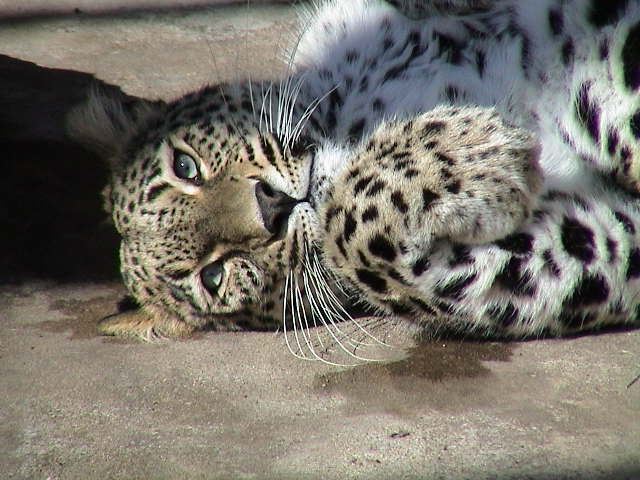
[{"left": 66, "top": 85, "right": 165, "bottom": 163}]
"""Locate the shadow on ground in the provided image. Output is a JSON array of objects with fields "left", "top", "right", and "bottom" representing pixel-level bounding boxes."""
[{"left": 0, "top": 54, "right": 132, "bottom": 283}]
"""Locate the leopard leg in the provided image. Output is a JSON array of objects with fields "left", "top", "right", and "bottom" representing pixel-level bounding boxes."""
[{"left": 321, "top": 105, "right": 542, "bottom": 274}]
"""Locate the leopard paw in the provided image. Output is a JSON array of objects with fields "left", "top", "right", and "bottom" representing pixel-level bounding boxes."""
[{"left": 320, "top": 105, "right": 542, "bottom": 286}]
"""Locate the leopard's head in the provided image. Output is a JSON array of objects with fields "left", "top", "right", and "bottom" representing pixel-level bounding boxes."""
[{"left": 69, "top": 83, "right": 330, "bottom": 338}]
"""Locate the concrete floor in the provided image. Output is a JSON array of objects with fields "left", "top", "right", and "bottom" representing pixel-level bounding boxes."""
[{"left": 1, "top": 2, "right": 639, "bottom": 479}]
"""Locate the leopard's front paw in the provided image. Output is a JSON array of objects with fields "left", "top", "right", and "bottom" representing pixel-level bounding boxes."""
[
  {"left": 98, "top": 308, "right": 194, "bottom": 341},
  {"left": 320, "top": 106, "right": 541, "bottom": 281},
  {"left": 406, "top": 106, "right": 543, "bottom": 246}
]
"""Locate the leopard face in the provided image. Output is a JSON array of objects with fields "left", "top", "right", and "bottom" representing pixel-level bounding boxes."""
[{"left": 101, "top": 84, "right": 320, "bottom": 331}]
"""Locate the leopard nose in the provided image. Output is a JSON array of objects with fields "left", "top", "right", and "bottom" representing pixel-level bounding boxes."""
[{"left": 255, "top": 181, "right": 298, "bottom": 236}]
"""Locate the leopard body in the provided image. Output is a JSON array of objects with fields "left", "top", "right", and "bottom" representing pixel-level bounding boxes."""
[{"left": 70, "top": 0, "right": 640, "bottom": 339}]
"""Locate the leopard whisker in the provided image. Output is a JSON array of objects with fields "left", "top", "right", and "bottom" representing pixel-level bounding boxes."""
[
  {"left": 289, "top": 85, "right": 337, "bottom": 146},
  {"left": 283, "top": 244, "right": 369, "bottom": 366},
  {"left": 260, "top": 81, "right": 275, "bottom": 136},
  {"left": 277, "top": 21, "right": 299, "bottom": 147},
  {"left": 247, "top": 79, "right": 256, "bottom": 120},
  {"left": 311, "top": 248, "right": 350, "bottom": 297},
  {"left": 310, "top": 273, "right": 383, "bottom": 355},
  {"left": 299, "top": 269, "right": 365, "bottom": 366},
  {"left": 283, "top": 68, "right": 306, "bottom": 148},
  {"left": 283, "top": 271, "right": 312, "bottom": 361},
  {"left": 202, "top": 39, "right": 244, "bottom": 137},
  {"left": 267, "top": 81, "right": 275, "bottom": 136},
  {"left": 304, "top": 253, "right": 373, "bottom": 350},
  {"left": 293, "top": 270, "right": 348, "bottom": 365},
  {"left": 298, "top": 266, "right": 327, "bottom": 351},
  {"left": 260, "top": 81, "right": 273, "bottom": 136},
  {"left": 291, "top": 271, "right": 316, "bottom": 361},
  {"left": 283, "top": 74, "right": 307, "bottom": 150},
  {"left": 309, "top": 250, "right": 392, "bottom": 348},
  {"left": 301, "top": 262, "right": 339, "bottom": 345},
  {"left": 302, "top": 249, "right": 382, "bottom": 362},
  {"left": 276, "top": 77, "right": 287, "bottom": 140},
  {"left": 283, "top": 5, "right": 335, "bottom": 147},
  {"left": 302, "top": 262, "right": 351, "bottom": 354},
  {"left": 202, "top": 36, "right": 246, "bottom": 140},
  {"left": 279, "top": 73, "right": 297, "bottom": 147},
  {"left": 295, "top": 272, "right": 355, "bottom": 366},
  {"left": 259, "top": 81, "right": 266, "bottom": 133},
  {"left": 202, "top": 35, "right": 225, "bottom": 91}
]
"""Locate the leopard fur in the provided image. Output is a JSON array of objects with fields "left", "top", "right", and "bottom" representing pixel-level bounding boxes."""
[{"left": 69, "top": 0, "right": 640, "bottom": 340}]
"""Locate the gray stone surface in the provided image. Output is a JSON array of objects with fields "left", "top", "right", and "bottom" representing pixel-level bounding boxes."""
[
  {"left": 0, "top": 0, "right": 289, "bottom": 19},
  {"left": 0, "top": 1, "right": 297, "bottom": 99},
  {"left": 1, "top": 2, "right": 639, "bottom": 479}
]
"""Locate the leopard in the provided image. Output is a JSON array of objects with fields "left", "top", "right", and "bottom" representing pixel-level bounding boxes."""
[{"left": 68, "top": 0, "right": 640, "bottom": 347}]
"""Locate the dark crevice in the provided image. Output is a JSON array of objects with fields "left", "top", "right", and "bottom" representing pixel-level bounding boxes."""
[
  {"left": 0, "top": 1, "right": 296, "bottom": 25},
  {"left": 0, "top": 54, "right": 130, "bottom": 283}
]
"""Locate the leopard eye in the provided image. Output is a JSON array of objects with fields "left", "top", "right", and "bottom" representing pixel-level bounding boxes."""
[
  {"left": 201, "top": 262, "right": 224, "bottom": 293},
  {"left": 173, "top": 151, "right": 200, "bottom": 181}
]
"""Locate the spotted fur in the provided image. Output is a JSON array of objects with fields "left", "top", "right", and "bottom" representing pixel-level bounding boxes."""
[{"left": 69, "top": 0, "right": 640, "bottom": 340}]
